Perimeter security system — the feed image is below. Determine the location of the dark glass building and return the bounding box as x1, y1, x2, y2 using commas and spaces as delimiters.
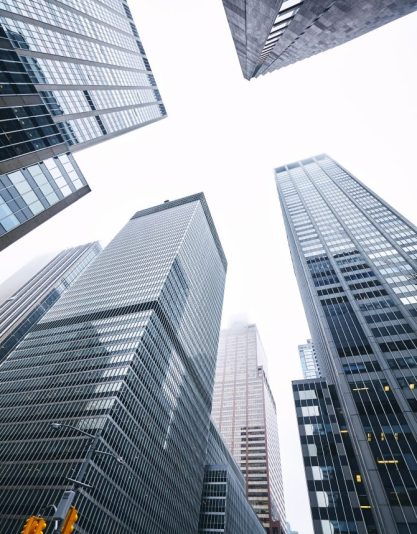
293, 378, 375, 534
221, 1, 417, 79
0, 0, 166, 249
212, 322, 287, 533
198, 421, 266, 534
0, 153, 89, 250
276, 154, 417, 533
0, 242, 101, 364
0, 193, 227, 533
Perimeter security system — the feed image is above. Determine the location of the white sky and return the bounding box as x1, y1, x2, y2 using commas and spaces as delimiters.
1, 3, 417, 533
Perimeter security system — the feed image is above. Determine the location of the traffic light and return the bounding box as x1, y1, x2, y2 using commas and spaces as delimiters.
33, 517, 47, 534
61, 506, 79, 534
21, 516, 47, 534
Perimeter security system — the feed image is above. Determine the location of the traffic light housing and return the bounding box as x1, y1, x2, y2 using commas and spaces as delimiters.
33, 518, 47, 534
21, 516, 47, 534
61, 506, 79, 534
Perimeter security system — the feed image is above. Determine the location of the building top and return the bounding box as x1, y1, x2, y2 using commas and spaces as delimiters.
131, 193, 227, 270
275, 154, 329, 173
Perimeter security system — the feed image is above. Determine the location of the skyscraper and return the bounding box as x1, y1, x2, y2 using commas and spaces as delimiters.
276, 154, 417, 533
0, 154, 89, 250
0, 242, 101, 364
0, 0, 166, 248
298, 339, 321, 379
221, 1, 417, 79
212, 322, 287, 534
198, 421, 266, 534
0, 0, 166, 172
0, 193, 227, 533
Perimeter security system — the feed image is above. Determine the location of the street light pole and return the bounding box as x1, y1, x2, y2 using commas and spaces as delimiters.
49, 422, 124, 531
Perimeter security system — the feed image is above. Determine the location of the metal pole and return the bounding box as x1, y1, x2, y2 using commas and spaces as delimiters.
51, 432, 100, 528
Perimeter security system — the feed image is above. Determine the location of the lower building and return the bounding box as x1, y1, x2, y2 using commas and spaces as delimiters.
198, 422, 265, 534
0, 242, 101, 364
293, 379, 377, 534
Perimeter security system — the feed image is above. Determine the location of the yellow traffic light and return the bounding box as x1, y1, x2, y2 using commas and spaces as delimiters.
61, 506, 79, 534
21, 516, 37, 534
21, 516, 47, 534
33, 517, 47, 534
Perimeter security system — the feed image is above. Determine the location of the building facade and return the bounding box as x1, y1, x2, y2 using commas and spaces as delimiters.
198, 421, 265, 534
221, 1, 417, 79
0, 153, 90, 250
212, 322, 286, 533
276, 154, 417, 533
0, 193, 226, 533
0, 0, 166, 173
0, 241, 101, 364
0, 0, 166, 248
299, 339, 321, 379
293, 379, 376, 534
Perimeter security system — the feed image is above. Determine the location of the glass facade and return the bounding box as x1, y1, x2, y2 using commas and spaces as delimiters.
0, 0, 166, 172
221, 1, 417, 79
212, 322, 287, 533
198, 421, 266, 534
293, 379, 376, 534
0, 193, 227, 533
277, 155, 417, 533
0, 152, 90, 250
299, 339, 321, 380
0, 242, 101, 364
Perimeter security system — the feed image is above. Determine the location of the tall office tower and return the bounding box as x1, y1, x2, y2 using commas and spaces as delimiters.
0, 242, 101, 364
0, 194, 227, 533
0, 0, 166, 248
0, 154, 90, 251
198, 421, 266, 534
221, 1, 417, 79
212, 322, 287, 534
299, 339, 321, 379
276, 154, 417, 534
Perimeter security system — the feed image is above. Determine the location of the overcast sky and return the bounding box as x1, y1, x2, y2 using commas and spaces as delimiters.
1, 2, 417, 533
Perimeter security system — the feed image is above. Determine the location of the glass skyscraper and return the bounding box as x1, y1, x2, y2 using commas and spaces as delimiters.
0, 0, 166, 248
276, 154, 417, 534
221, 1, 417, 79
212, 322, 287, 534
0, 193, 227, 533
299, 339, 321, 380
0, 153, 89, 250
0, 0, 166, 172
0, 241, 101, 364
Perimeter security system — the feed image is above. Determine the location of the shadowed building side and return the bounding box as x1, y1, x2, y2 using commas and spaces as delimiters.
221, 1, 417, 79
